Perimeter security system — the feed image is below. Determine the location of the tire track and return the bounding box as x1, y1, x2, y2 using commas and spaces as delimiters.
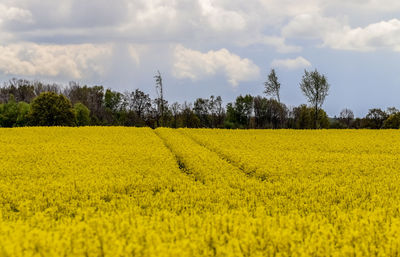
177, 130, 265, 180
153, 129, 204, 184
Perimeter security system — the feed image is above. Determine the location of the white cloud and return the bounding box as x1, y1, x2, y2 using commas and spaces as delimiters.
260, 36, 302, 53
0, 4, 33, 24
282, 11, 400, 52
258, 0, 322, 25
3, 0, 400, 89
3, 0, 400, 46
323, 19, 400, 51
0, 43, 112, 79
173, 44, 260, 87
0, 1, 324, 49
271, 57, 311, 70
199, 0, 246, 32
282, 14, 343, 40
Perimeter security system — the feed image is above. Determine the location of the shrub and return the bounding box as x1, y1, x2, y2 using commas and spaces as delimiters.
74, 103, 91, 126
29, 92, 75, 126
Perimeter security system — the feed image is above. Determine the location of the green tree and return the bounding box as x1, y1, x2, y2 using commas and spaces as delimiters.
365, 108, 388, 129
181, 102, 200, 128
293, 104, 329, 129
15, 102, 31, 127
74, 103, 91, 126
382, 112, 400, 129
104, 89, 122, 112
209, 95, 225, 128
194, 98, 210, 127
104, 89, 123, 125
226, 95, 253, 128
0, 95, 18, 127
295, 104, 313, 129
264, 69, 281, 103
253, 96, 287, 128
235, 94, 253, 128
126, 89, 152, 123
65, 83, 104, 122
317, 108, 330, 129
300, 69, 330, 129
170, 102, 181, 128
29, 92, 75, 126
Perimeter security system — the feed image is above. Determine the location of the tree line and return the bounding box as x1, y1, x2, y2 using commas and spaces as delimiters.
0, 70, 400, 129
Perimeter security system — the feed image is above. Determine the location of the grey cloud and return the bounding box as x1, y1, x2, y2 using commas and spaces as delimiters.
14, 0, 129, 29
0, 0, 312, 45
2, 0, 400, 107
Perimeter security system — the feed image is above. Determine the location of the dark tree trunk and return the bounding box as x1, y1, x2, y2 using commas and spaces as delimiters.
314, 104, 318, 129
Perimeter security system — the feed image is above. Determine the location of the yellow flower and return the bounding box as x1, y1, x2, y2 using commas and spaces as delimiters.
1, 127, 400, 256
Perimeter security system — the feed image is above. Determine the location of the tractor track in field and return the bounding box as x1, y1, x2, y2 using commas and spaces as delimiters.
153, 129, 205, 184
176, 130, 261, 179
155, 128, 269, 185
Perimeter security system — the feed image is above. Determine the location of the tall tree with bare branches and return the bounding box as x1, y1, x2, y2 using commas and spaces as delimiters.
154, 70, 164, 126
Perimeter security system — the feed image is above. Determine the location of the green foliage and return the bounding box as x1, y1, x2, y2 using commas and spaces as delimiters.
223, 120, 236, 129
365, 108, 388, 129
318, 109, 330, 129
181, 106, 200, 128
300, 70, 330, 107
67, 84, 104, 121
193, 96, 224, 128
74, 103, 91, 126
104, 89, 122, 112
194, 98, 210, 127
5, 77, 400, 130
329, 119, 347, 129
300, 69, 330, 128
226, 95, 253, 128
253, 96, 287, 128
293, 104, 329, 129
0, 95, 31, 127
0, 95, 18, 127
296, 105, 313, 129
264, 69, 281, 103
382, 112, 400, 129
15, 102, 31, 127
29, 92, 75, 126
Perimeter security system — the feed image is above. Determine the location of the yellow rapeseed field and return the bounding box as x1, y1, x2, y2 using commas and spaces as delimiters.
1, 127, 400, 256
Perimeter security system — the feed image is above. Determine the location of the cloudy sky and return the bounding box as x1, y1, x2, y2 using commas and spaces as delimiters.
1, 0, 400, 116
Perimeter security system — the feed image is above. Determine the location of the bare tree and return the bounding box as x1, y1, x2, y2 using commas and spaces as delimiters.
339, 108, 354, 128
300, 69, 330, 129
154, 70, 164, 126
387, 107, 399, 115
264, 69, 281, 103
